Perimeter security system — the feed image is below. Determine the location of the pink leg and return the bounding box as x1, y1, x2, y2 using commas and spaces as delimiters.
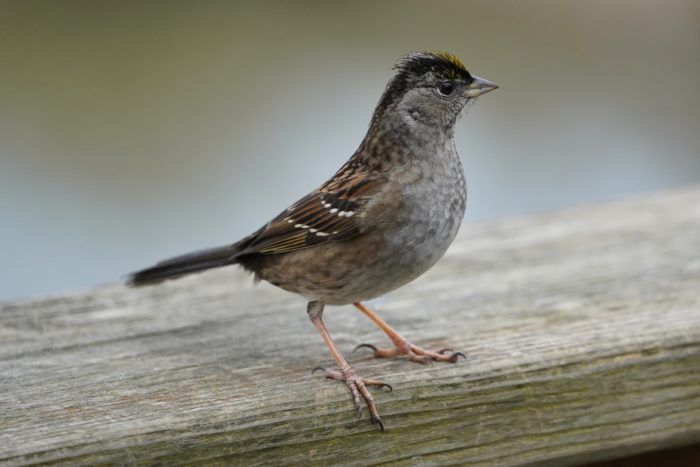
308, 301, 390, 431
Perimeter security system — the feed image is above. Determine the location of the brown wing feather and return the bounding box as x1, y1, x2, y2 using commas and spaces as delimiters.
241, 169, 384, 255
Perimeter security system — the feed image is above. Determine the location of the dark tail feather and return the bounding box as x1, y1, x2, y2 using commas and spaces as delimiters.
127, 244, 240, 286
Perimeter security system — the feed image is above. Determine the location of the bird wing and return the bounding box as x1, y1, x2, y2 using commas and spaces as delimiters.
239, 168, 385, 255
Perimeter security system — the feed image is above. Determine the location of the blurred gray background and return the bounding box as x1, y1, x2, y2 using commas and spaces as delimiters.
1, 0, 699, 302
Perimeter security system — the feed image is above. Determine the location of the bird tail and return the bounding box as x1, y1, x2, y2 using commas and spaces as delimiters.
127, 244, 241, 286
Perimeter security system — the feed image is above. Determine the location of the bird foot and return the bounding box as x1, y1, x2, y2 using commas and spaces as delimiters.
354, 341, 465, 364
312, 365, 392, 431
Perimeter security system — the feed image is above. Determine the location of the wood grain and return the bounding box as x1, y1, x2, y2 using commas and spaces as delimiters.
2, 187, 700, 466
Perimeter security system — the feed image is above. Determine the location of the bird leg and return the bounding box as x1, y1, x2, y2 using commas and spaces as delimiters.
353, 302, 465, 364
307, 301, 390, 431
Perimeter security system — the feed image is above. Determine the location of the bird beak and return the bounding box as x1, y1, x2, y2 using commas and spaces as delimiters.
464, 75, 499, 98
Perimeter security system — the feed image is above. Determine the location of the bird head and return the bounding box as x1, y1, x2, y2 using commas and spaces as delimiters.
375, 51, 498, 131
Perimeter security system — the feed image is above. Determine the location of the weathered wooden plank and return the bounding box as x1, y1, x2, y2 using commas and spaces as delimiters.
1, 186, 699, 466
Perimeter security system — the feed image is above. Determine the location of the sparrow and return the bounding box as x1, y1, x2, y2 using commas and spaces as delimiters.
128, 51, 498, 431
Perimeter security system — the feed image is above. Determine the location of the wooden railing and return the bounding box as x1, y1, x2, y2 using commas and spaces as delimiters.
2, 186, 699, 465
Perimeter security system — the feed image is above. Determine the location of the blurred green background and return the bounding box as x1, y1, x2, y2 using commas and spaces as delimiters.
1, 1, 699, 301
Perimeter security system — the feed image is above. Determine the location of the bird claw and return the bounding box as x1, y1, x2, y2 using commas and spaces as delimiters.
447, 351, 466, 362
437, 348, 467, 362
371, 415, 385, 432
353, 343, 378, 354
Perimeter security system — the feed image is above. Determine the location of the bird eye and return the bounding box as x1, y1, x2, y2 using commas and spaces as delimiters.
437, 81, 455, 96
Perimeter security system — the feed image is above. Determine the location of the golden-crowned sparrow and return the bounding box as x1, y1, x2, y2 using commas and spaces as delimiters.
129, 51, 498, 430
